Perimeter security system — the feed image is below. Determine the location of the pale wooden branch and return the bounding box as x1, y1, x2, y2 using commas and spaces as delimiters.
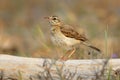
0, 54, 119, 80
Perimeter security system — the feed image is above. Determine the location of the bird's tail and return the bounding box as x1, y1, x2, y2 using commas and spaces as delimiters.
88, 45, 101, 53
82, 42, 101, 53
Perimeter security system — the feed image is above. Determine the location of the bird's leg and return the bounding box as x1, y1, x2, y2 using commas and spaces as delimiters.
68, 48, 76, 58
60, 48, 76, 60
60, 49, 72, 60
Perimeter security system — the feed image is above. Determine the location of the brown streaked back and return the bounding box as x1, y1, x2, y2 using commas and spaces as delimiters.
60, 25, 88, 41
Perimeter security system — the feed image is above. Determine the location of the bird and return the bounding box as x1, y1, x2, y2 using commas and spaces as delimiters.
45, 16, 101, 60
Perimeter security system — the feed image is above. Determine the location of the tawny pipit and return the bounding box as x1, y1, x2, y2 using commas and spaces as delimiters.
45, 16, 101, 60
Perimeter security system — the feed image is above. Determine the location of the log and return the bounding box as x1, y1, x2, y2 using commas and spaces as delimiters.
0, 54, 119, 80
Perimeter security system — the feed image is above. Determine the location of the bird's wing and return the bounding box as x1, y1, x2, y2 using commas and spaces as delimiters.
60, 25, 88, 41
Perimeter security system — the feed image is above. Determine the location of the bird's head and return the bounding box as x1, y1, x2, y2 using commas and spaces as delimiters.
44, 16, 62, 26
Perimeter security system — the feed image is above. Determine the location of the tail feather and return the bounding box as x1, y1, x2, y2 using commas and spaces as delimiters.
82, 41, 101, 53
89, 45, 101, 53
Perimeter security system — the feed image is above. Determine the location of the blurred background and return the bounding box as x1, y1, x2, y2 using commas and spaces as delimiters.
0, 0, 120, 59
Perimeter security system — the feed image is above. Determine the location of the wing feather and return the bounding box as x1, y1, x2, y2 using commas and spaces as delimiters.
60, 25, 88, 41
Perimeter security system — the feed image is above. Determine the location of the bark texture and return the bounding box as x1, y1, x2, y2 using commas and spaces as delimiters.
0, 54, 119, 80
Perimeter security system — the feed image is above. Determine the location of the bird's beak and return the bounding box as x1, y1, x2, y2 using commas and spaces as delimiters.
44, 16, 50, 20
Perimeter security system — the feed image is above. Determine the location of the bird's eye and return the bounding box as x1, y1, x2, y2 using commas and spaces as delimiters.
53, 17, 57, 20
